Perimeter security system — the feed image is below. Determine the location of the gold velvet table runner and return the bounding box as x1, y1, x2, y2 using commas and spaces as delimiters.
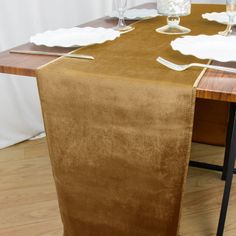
37, 4, 224, 236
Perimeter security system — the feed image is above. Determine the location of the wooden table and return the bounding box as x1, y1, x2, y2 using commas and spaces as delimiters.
0, 4, 233, 146
0, 6, 236, 103
0, 3, 235, 236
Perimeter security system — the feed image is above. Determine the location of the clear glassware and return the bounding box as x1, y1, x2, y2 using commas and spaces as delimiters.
113, 0, 134, 31
156, 0, 191, 35
219, 0, 236, 36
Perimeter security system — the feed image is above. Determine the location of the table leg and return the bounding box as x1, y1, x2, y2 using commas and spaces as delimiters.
189, 102, 236, 178
222, 103, 236, 180
216, 103, 236, 236
188, 161, 236, 175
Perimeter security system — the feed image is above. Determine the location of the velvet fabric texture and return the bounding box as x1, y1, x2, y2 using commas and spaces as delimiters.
37, 4, 224, 236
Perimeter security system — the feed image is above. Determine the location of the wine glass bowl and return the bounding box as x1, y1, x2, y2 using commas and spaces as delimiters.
156, 0, 191, 35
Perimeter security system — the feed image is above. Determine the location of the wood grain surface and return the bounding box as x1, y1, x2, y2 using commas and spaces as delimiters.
197, 61, 236, 102
0, 138, 235, 236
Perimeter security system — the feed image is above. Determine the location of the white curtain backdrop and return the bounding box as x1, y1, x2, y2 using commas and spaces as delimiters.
0, 0, 224, 149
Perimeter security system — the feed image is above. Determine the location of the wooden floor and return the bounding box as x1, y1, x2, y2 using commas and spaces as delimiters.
0, 139, 235, 236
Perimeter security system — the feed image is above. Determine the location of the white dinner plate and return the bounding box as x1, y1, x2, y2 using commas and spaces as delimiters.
30, 27, 121, 47
202, 12, 236, 25
171, 35, 236, 62
107, 9, 158, 20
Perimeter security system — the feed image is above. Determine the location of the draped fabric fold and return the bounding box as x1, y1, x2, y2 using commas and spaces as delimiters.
36, 5, 224, 236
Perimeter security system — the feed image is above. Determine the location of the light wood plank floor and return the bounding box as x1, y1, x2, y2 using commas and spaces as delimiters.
0, 139, 235, 236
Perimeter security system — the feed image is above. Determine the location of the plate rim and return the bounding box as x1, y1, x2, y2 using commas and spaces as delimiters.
171, 34, 236, 62
30, 27, 121, 47
202, 12, 231, 25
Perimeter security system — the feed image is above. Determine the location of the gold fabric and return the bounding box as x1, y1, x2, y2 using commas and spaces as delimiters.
37, 4, 224, 236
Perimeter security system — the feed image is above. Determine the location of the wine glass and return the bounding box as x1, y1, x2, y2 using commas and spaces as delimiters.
156, 0, 191, 35
113, 0, 134, 31
219, 0, 236, 36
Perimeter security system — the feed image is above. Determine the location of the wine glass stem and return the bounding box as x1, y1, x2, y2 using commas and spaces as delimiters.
167, 16, 180, 28
117, 10, 126, 28
225, 15, 234, 35
227, 24, 232, 34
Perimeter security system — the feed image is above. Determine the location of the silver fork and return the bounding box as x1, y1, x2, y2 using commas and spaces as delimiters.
157, 57, 236, 74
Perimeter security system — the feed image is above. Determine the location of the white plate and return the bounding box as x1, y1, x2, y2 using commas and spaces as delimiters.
107, 9, 158, 20
30, 27, 121, 47
171, 35, 236, 62
202, 12, 236, 25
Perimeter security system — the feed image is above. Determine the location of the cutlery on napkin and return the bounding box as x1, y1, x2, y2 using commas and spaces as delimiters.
157, 57, 236, 74
10, 50, 95, 60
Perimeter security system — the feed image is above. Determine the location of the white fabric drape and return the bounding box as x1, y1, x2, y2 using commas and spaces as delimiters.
0, 0, 153, 149
0, 0, 224, 149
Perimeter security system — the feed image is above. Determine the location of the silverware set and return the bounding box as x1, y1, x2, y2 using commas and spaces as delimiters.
10, 0, 236, 73
10, 51, 236, 74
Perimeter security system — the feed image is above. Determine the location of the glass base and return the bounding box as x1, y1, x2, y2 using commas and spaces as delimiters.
156, 24, 191, 35
156, 16, 191, 35
113, 18, 134, 32
114, 25, 134, 32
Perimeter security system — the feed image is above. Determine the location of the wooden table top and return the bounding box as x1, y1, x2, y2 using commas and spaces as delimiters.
0, 3, 236, 103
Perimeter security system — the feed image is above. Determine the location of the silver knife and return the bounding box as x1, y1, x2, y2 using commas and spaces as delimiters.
10, 50, 95, 60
